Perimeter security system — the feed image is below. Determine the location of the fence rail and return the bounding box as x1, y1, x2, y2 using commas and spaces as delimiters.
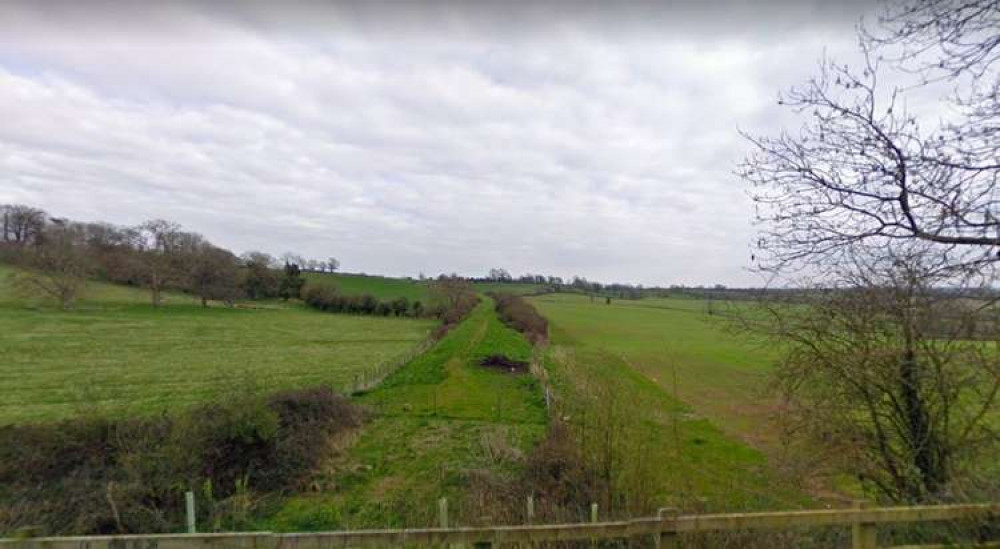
2, 502, 997, 548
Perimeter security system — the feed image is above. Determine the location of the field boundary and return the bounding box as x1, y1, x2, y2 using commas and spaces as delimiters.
3, 502, 997, 548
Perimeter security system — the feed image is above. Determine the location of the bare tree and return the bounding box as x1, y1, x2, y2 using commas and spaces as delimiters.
740, 2, 999, 274
326, 257, 339, 273
1, 204, 47, 247
187, 244, 240, 307
133, 220, 189, 307
9, 223, 92, 309
428, 275, 478, 324
740, 247, 1000, 503
240, 251, 279, 299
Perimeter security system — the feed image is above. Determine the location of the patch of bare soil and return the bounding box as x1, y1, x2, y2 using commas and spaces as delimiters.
479, 354, 529, 374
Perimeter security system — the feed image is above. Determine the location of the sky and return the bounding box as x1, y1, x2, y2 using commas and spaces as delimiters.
0, 0, 881, 287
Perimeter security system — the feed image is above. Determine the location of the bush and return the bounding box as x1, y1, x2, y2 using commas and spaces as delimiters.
0, 387, 363, 536
491, 292, 548, 344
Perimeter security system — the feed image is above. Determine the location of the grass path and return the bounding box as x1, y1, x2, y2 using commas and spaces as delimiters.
263, 299, 546, 531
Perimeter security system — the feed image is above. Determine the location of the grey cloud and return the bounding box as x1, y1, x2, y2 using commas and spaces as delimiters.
0, 1, 880, 286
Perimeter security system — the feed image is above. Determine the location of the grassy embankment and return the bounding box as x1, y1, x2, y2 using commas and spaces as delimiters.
265, 298, 547, 530
0, 264, 434, 425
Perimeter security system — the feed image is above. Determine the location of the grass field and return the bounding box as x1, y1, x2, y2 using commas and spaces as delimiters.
532, 293, 782, 448
303, 272, 429, 302
303, 272, 552, 302
0, 265, 435, 425
473, 282, 552, 295
532, 292, 815, 511
264, 299, 547, 530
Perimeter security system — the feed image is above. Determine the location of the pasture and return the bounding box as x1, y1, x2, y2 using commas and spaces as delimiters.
532, 293, 782, 449
303, 272, 428, 302
531, 292, 814, 510
0, 265, 435, 425
265, 298, 547, 530
303, 271, 551, 302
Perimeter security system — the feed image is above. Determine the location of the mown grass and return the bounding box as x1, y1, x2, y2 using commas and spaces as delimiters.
263, 299, 547, 531
303, 272, 429, 302
0, 265, 435, 425
532, 292, 814, 511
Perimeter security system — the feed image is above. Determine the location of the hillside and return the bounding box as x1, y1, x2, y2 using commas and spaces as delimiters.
0, 265, 434, 424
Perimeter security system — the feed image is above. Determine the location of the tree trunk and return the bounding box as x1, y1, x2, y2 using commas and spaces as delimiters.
900, 316, 942, 500
151, 272, 161, 307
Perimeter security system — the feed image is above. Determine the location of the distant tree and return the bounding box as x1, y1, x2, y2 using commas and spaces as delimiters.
132, 220, 190, 307
9, 222, 92, 309
412, 300, 424, 317
390, 296, 410, 317
327, 257, 340, 273
429, 276, 478, 324
488, 268, 512, 282
240, 251, 279, 300
358, 294, 378, 315
187, 244, 240, 307
280, 252, 305, 270
375, 301, 392, 316
278, 262, 305, 301
0, 204, 47, 247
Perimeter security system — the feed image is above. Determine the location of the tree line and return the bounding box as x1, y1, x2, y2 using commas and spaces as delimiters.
0, 204, 338, 310
478, 268, 646, 299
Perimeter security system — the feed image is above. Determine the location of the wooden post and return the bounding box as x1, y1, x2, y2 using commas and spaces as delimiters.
852, 500, 877, 549
439, 497, 449, 529
590, 503, 598, 548
526, 495, 535, 524
185, 491, 196, 534
656, 507, 679, 549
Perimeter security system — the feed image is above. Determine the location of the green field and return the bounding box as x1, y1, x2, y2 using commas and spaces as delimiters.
473, 282, 552, 295
303, 272, 429, 301
265, 299, 547, 530
302, 272, 552, 302
0, 265, 435, 425
531, 292, 813, 511
533, 293, 782, 448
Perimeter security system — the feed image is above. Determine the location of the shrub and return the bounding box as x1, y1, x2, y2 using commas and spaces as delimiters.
302, 282, 338, 310
491, 292, 548, 344
0, 387, 362, 536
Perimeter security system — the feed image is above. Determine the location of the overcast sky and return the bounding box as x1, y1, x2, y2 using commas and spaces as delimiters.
0, 0, 880, 286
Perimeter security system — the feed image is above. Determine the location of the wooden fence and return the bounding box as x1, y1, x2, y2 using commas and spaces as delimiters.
1, 502, 997, 548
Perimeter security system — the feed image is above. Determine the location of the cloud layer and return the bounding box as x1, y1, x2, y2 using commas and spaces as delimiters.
0, 1, 873, 285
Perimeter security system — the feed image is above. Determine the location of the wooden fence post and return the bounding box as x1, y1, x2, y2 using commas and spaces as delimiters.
439, 497, 449, 529
185, 491, 196, 534
590, 503, 598, 548
656, 507, 679, 549
526, 495, 535, 524
852, 500, 877, 549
